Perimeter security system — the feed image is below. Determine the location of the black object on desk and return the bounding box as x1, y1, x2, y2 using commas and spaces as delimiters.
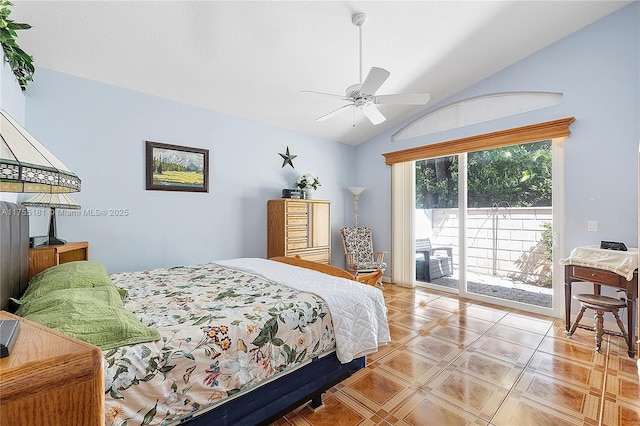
0, 319, 20, 358
600, 241, 628, 251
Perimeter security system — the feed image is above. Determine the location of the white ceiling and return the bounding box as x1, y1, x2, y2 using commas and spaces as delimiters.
12, 1, 631, 146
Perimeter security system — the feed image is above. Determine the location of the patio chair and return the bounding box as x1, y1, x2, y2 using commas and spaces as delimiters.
339, 226, 386, 282
415, 238, 453, 282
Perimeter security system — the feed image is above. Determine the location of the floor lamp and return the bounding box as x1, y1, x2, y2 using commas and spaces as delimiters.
348, 187, 365, 227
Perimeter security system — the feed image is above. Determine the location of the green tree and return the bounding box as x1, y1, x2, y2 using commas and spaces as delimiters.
416, 155, 458, 209
416, 140, 552, 209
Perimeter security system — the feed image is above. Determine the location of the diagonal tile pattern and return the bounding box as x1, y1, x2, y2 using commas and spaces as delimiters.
273, 284, 640, 425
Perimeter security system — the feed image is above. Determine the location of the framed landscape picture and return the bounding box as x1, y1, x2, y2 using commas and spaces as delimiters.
145, 141, 209, 192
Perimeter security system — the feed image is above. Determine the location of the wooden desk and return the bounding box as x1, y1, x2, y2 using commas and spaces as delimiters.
564, 264, 637, 357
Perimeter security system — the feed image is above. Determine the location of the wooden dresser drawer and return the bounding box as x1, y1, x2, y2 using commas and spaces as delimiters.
570, 266, 621, 286
287, 240, 309, 251
286, 203, 308, 214
287, 216, 308, 226
294, 249, 330, 264
287, 228, 308, 239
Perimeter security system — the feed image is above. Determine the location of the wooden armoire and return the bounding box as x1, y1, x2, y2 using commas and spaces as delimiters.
267, 199, 330, 264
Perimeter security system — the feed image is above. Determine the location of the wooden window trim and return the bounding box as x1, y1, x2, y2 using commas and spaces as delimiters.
382, 117, 575, 165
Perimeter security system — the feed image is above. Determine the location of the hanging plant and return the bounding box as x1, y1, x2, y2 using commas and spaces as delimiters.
0, 0, 33, 91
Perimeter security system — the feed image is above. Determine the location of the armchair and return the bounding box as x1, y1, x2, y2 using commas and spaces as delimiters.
339, 226, 386, 281
415, 238, 453, 282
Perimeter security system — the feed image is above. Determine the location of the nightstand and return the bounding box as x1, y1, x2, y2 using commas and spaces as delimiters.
28, 241, 89, 279
0, 311, 104, 425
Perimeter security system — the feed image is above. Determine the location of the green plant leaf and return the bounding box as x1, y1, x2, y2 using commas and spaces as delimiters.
0, 1, 34, 91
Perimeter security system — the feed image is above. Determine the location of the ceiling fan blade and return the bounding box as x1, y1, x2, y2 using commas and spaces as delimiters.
360, 67, 390, 95
362, 104, 386, 125
375, 93, 431, 105
316, 104, 353, 122
301, 90, 349, 100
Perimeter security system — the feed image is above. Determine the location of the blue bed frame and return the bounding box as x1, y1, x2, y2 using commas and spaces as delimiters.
183, 354, 366, 425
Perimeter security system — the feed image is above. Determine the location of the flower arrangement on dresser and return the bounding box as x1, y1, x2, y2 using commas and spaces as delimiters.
296, 173, 321, 198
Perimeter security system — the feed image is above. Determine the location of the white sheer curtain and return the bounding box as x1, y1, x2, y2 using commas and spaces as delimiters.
391, 161, 415, 287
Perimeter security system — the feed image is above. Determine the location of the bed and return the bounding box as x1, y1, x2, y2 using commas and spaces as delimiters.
0, 201, 390, 425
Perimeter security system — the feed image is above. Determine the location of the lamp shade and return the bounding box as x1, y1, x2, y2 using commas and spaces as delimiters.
20, 193, 81, 210
348, 187, 365, 196
0, 109, 81, 193
21, 193, 80, 246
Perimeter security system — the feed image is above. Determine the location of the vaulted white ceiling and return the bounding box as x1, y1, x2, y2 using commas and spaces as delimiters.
12, 1, 631, 146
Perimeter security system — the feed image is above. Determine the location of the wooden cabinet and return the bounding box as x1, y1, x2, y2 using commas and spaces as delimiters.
28, 241, 89, 279
268, 199, 331, 263
0, 311, 104, 425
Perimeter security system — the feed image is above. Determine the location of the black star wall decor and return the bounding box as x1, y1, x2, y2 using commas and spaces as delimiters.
279, 146, 296, 168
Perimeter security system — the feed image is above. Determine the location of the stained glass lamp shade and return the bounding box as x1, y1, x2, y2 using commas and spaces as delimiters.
0, 109, 81, 193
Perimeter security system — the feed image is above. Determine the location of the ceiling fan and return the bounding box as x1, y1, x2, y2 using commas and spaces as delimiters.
302, 12, 430, 126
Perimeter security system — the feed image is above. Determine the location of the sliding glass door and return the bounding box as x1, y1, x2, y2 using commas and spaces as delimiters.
415, 155, 459, 293
415, 140, 554, 311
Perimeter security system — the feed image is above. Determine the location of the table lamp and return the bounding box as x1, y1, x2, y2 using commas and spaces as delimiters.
21, 193, 80, 246
0, 108, 82, 354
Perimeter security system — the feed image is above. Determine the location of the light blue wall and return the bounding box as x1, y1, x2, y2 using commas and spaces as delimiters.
0, 55, 25, 123
355, 3, 640, 278
24, 69, 357, 273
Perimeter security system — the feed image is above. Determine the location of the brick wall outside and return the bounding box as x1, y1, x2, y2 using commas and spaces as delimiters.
416, 207, 553, 286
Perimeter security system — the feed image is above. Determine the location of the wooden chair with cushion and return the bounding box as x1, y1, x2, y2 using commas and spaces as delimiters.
339, 227, 386, 283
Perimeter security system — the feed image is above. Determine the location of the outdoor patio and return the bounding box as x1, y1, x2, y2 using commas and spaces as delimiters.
419, 272, 552, 308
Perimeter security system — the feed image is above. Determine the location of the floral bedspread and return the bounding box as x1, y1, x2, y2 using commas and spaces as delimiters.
104, 263, 336, 426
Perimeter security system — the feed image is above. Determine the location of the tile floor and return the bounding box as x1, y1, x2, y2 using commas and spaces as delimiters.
272, 283, 640, 425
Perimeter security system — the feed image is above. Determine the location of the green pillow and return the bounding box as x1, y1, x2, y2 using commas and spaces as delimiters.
17, 261, 126, 305
16, 286, 124, 316
16, 287, 160, 350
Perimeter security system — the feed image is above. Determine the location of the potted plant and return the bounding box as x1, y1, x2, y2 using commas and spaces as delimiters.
0, 0, 34, 91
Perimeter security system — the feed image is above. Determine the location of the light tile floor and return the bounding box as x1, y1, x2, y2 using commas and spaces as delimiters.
272, 283, 640, 425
